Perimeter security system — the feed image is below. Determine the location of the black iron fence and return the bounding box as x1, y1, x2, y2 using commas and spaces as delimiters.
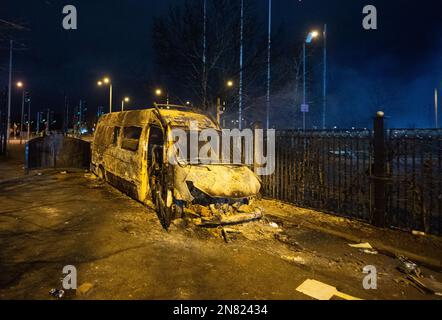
261, 118, 442, 236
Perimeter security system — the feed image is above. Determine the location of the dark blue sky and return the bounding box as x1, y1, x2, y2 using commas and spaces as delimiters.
1, 0, 441, 128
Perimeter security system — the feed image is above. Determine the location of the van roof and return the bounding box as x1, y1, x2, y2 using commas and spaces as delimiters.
98, 107, 219, 129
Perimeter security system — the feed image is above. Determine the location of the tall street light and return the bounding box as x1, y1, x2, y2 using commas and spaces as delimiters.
6, 40, 13, 146
266, 0, 272, 130
238, 0, 244, 130
16, 81, 25, 144
322, 24, 328, 129
121, 97, 130, 112
97, 77, 113, 113
26, 91, 31, 140
155, 88, 169, 105
217, 80, 235, 126
436, 88, 439, 129
302, 30, 319, 132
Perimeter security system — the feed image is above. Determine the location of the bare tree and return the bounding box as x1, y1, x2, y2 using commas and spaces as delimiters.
152, 0, 302, 128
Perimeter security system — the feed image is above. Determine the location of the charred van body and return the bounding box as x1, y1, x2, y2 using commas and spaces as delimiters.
91, 106, 262, 229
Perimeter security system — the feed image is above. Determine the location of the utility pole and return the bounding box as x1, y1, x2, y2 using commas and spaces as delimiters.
36, 112, 40, 135
20, 89, 25, 144
46, 108, 50, 133
109, 85, 113, 113
79, 100, 83, 125
238, 0, 244, 130
266, 0, 272, 130
302, 42, 306, 132
435, 88, 439, 129
322, 24, 327, 129
27, 93, 31, 140
6, 40, 13, 147
202, 0, 207, 110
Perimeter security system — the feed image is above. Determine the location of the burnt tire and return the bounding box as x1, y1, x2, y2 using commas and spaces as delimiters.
151, 174, 176, 230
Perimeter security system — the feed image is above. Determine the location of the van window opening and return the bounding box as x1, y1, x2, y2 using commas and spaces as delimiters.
113, 127, 121, 145
148, 126, 164, 166
122, 126, 142, 152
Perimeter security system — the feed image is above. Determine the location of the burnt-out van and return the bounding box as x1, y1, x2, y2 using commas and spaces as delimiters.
91, 105, 261, 228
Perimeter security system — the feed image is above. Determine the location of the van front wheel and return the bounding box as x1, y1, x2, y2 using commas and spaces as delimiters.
151, 174, 176, 229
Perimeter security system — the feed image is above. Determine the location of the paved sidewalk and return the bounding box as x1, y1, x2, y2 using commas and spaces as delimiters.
259, 199, 442, 269
0, 142, 26, 182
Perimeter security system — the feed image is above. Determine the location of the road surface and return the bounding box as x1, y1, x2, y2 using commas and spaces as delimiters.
0, 171, 441, 300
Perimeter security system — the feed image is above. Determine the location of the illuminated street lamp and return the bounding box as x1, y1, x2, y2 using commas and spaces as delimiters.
97, 77, 113, 113
121, 96, 130, 112
302, 30, 320, 132
16, 82, 25, 144
155, 88, 169, 105
226, 80, 234, 88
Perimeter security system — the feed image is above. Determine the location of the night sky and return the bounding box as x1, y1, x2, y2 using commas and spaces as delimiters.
1, 0, 441, 128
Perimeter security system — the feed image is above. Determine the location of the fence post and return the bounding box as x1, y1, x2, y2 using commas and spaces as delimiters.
372, 111, 387, 228
253, 121, 263, 175
24, 141, 29, 175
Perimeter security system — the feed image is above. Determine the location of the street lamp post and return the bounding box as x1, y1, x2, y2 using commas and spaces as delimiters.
121, 97, 130, 112
98, 77, 113, 113
155, 89, 169, 105
238, 0, 244, 130
266, 0, 272, 130
17, 82, 25, 144
27, 94, 31, 140
322, 24, 328, 129
216, 80, 235, 126
6, 40, 13, 146
302, 30, 319, 132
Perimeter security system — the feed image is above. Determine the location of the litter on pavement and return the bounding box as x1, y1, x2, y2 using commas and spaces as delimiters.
348, 242, 373, 249
296, 279, 362, 300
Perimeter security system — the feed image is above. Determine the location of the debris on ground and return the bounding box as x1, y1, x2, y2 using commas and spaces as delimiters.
281, 255, 306, 265
269, 222, 279, 228
221, 228, 230, 243
296, 279, 362, 300
49, 288, 65, 299
406, 275, 442, 296
185, 202, 264, 227
197, 211, 263, 228
84, 173, 97, 180
396, 255, 442, 295
77, 282, 94, 296
361, 249, 379, 255
348, 242, 373, 249
60, 171, 68, 175
397, 255, 422, 278
275, 233, 304, 251
348, 242, 378, 254
223, 227, 242, 234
